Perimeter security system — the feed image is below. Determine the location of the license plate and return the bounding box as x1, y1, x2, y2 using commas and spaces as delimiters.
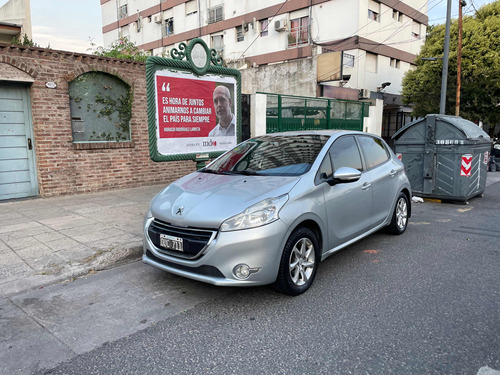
160, 234, 184, 252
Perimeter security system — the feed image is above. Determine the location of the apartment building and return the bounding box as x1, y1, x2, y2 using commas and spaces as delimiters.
101, 0, 428, 137
0, 0, 32, 43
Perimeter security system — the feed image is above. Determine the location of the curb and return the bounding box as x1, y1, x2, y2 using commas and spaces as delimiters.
0, 245, 143, 297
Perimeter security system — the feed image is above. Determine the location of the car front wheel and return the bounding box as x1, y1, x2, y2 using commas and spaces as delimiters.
387, 192, 409, 235
273, 227, 319, 296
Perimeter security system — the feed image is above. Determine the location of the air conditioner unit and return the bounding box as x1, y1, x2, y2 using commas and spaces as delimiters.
154, 15, 162, 24
274, 19, 287, 31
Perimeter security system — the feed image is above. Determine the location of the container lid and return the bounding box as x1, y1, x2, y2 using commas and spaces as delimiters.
392, 114, 490, 142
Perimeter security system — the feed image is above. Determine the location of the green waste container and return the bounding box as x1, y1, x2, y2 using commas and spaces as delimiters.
392, 114, 491, 202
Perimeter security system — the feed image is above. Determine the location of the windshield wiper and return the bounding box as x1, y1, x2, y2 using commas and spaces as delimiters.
224, 170, 261, 176
199, 168, 224, 174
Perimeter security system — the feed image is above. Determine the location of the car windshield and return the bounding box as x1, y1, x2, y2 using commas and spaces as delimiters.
202, 134, 330, 176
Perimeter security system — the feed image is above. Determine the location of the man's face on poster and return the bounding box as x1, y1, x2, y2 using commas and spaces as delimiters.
213, 86, 232, 125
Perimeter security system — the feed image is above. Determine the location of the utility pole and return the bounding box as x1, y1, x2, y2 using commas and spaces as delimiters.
456, 0, 466, 116
440, 0, 452, 115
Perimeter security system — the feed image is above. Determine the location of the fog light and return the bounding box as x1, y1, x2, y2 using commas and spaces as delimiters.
233, 264, 260, 280
233, 264, 251, 280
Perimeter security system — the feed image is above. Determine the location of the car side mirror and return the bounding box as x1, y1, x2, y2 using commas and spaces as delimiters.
326, 167, 361, 186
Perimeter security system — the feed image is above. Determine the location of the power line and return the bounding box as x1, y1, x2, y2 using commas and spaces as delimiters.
272, 0, 440, 94
230, 1, 288, 65
313, 0, 442, 85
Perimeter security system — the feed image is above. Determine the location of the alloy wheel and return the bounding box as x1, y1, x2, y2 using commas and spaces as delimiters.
289, 238, 316, 286
396, 197, 408, 231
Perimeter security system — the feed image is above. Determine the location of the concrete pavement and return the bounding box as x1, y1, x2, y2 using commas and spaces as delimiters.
1, 173, 500, 298
0, 184, 165, 297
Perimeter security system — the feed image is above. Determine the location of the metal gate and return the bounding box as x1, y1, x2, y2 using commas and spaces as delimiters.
0, 84, 38, 200
263, 93, 368, 133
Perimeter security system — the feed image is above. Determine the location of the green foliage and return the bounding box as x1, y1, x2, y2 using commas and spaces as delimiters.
88, 35, 150, 62
402, 1, 500, 127
11, 34, 39, 47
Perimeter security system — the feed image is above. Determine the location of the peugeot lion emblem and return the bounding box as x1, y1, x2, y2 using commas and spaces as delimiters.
175, 206, 184, 216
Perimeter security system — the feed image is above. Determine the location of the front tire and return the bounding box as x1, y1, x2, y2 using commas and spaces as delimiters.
273, 227, 319, 296
387, 193, 409, 235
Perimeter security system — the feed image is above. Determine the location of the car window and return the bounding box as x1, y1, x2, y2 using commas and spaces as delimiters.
205, 134, 330, 176
315, 153, 333, 184
357, 136, 389, 169
329, 136, 363, 171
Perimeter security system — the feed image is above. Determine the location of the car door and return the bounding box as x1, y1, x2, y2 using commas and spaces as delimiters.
356, 135, 400, 226
320, 135, 373, 249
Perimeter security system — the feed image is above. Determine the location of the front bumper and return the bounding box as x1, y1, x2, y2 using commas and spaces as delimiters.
142, 218, 288, 286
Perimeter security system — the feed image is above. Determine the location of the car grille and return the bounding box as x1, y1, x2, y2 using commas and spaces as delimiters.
147, 219, 216, 259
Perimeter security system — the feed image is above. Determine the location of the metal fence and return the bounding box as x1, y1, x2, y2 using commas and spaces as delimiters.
262, 93, 368, 133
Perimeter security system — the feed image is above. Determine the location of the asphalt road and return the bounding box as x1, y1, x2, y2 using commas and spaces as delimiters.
2, 181, 499, 375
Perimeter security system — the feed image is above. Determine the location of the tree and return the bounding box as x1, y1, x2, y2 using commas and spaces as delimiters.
88, 35, 150, 62
11, 34, 39, 47
402, 1, 500, 129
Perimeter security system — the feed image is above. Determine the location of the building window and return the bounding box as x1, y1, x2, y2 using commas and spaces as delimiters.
118, 4, 128, 20
69, 72, 132, 143
163, 18, 174, 37
392, 10, 403, 22
343, 53, 355, 67
208, 5, 223, 24
260, 19, 269, 37
236, 25, 244, 42
412, 21, 421, 38
366, 52, 378, 73
288, 16, 309, 47
211, 35, 224, 56
186, 0, 197, 16
368, 0, 380, 21
390, 58, 401, 68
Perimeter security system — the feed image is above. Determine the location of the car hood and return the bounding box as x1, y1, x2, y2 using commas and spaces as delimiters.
150, 171, 301, 228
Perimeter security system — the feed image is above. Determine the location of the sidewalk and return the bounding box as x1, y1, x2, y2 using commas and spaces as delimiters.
2, 174, 500, 297
0, 184, 165, 296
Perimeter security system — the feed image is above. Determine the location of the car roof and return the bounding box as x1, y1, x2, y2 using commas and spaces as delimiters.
256, 130, 366, 137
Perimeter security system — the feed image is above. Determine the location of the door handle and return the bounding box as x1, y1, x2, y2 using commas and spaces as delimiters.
28, 138, 33, 150
390, 169, 397, 177
362, 182, 372, 190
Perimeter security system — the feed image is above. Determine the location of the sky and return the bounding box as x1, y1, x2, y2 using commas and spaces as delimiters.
0, 0, 497, 54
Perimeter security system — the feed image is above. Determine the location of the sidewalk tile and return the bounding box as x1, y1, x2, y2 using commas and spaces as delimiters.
0, 222, 43, 235
15, 244, 54, 260
39, 215, 97, 231
3, 236, 45, 251
60, 223, 107, 237
22, 253, 66, 273
0, 240, 11, 254
44, 237, 85, 252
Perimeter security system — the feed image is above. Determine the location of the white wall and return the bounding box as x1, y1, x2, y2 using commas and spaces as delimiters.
0, 0, 31, 38
364, 99, 384, 136
310, 0, 360, 42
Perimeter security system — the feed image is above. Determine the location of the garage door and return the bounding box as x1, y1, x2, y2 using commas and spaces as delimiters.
0, 85, 38, 200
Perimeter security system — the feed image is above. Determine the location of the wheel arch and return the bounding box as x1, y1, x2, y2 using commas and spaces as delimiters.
288, 219, 324, 258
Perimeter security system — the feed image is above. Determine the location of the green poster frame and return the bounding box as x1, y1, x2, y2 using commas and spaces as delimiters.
146, 38, 242, 163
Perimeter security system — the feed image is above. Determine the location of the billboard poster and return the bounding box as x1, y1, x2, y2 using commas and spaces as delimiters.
154, 70, 238, 156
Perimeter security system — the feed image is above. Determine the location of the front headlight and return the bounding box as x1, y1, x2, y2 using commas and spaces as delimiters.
220, 194, 289, 232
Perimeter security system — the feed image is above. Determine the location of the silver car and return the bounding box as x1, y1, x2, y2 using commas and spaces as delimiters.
143, 130, 411, 295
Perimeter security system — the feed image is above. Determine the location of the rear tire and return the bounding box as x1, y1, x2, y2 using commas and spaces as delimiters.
273, 227, 319, 296
387, 193, 409, 235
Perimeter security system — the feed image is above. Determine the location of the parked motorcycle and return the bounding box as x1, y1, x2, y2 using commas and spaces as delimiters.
489, 138, 500, 172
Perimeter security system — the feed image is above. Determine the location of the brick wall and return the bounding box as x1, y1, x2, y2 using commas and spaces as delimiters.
0, 44, 195, 197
